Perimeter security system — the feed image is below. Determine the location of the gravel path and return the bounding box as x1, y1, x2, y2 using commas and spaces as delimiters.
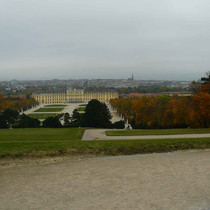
22, 103, 83, 115
0, 150, 209, 210
107, 103, 123, 123
82, 129, 210, 140
21, 104, 44, 115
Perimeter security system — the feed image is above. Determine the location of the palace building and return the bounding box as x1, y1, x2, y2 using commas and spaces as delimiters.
32, 88, 119, 104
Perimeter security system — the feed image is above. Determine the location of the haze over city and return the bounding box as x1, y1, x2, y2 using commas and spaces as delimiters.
1, 0, 210, 81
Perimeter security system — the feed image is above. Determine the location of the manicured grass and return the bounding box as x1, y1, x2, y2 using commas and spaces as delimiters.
0, 128, 84, 142
77, 106, 86, 111
0, 128, 209, 158
28, 113, 58, 119
44, 104, 67, 107
106, 128, 210, 136
79, 104, 87, 107
34, 107, 64, 112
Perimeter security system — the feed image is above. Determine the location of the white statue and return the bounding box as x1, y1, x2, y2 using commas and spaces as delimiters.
124, 119, 132, 130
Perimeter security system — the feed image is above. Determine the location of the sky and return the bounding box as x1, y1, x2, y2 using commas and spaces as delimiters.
0, 0, 210, 81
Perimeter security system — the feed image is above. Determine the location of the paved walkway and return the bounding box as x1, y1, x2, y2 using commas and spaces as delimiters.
82, 129, 210, 140
0, 150, 209, 210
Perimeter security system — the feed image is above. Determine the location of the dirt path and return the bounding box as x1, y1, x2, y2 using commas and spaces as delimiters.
82, 129, 210, 140
0, 150, 209, 210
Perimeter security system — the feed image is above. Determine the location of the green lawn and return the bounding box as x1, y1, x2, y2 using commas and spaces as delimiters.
34, 107, 64, 112
79, 104, 87, 107
77, 106, 86, 111
0, 128, 84, 142
106, 128, 210, 136
44, 104, 67, 107
0, 128, 210, 158
28, 113, 58, 119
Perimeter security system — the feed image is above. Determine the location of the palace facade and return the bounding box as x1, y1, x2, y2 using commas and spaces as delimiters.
32, 88, 119, 104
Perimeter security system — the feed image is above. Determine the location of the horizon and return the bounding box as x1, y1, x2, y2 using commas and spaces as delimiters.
0, 77, 194, 82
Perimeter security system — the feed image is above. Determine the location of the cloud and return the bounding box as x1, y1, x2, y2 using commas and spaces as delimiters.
0, 0, 210, 80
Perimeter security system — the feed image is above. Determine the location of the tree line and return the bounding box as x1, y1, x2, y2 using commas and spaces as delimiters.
0, 94, 39, 112
110, 74, 210, 129
0, 99, 124, 129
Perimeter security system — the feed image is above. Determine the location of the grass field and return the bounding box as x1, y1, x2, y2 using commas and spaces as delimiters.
28, 113, 58, 119
79, 104, 87, 107
106, 128, 210, 136
44, 104, 67, 107
77, 106, 86, 111
0, 128, 210, 158
34, 107, 64, 112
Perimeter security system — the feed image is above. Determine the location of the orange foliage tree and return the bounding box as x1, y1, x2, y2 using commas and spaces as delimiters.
110, 92, 209, 129
0, 94, 39, 112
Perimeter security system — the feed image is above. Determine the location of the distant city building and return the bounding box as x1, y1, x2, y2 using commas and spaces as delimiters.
32, 88, 119, 104
127, 74, 134, 81
126, 92, 192, 98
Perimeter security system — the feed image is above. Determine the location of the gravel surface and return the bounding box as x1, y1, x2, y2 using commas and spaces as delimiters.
107, 103, 123, 123
0, 150, 209, 210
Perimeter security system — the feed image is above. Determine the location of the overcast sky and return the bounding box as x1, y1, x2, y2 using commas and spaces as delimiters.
0, 0, 210, 81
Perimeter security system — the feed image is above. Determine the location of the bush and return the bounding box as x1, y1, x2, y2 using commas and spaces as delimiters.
43, 116, 62, 128
18, 114, 40, 128
112, 120, 125, 129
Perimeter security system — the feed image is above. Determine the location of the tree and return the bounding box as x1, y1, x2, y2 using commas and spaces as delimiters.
0, 109, 19, 128
63, 113, 71, 127
43, 116, 62, 128
0, 94, 6, 112
0, 114, 8, 128
198, 72, 210, 94
192, 92, 210, 128
189, 80, 201, 93
18, 114, 40, 128
112, 120, 125, 129
201, 71, 210, 84
71, 109, 81, 127
82, 100, 112, 128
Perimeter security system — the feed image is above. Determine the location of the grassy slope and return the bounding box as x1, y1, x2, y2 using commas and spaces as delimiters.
0, 128, 210, 158
34, 108, 64, 112
106, 128, 210, 136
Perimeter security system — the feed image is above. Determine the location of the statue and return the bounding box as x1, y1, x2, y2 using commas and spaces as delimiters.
124, 119, 132, 130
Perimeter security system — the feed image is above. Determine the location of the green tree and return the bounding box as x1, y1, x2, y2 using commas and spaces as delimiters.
18, 114, 40, 128
43, 116, 62, 128
63, 113, 71, 127
0, 108, 19, 128
82, 100, 112, 128
201, 71, 210, 84
71, 109, 81, 127
112, 120, 125, 129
